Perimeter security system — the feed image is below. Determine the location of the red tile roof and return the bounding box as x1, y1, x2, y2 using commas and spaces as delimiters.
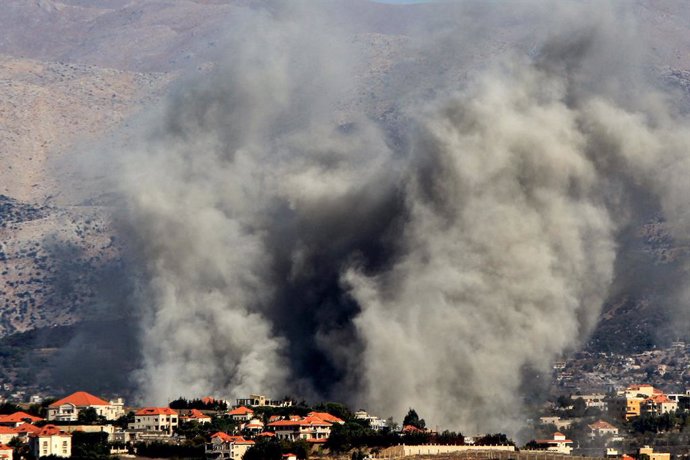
229, 406, 254, 416
257, 431, 275, 437
300, 415, 332, 427
402, 424, 425, 433
14, 423, 41, 434
649, 394, 673, 404
0, 412, 43, 423
182, 409, 211, 420
267, 416, 332, 428
308, 412, 344, 424
589, 420, 617, 430
49, 391, 110, 408
135, 407, 178, 416
30, 425, 70, 438
211, 432, 255, 444
0, 427, 16, 435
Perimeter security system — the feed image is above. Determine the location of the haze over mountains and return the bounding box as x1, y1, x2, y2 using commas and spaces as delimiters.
3, 0, 690, 433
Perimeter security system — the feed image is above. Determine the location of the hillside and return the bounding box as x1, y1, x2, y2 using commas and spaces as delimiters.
1, 0, 690, 400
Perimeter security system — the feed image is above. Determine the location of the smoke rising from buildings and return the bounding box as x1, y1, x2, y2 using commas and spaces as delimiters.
110, 1, 690, 432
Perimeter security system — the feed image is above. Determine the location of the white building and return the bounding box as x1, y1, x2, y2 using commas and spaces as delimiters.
235, 394, 292, 408
47, 391, 125, 421
588, 420, 619, 437
129, 408, 178, 436
354, 410, 387, 430
206, 432, 255, 460
267, 415, 332, 442
0, 443, 11, 460
535, 432, 573, 455
181, 409, 212, 425
228, 406, 254, 422
29, 425, 71, 458
574, 394, 608, 410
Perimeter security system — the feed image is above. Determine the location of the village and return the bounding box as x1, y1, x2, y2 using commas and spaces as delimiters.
0, 381, 684, 460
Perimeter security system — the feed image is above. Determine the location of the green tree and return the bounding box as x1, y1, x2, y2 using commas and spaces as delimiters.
244, 438, 283, 460
313, 402, 353, 421
71, 431, 110, 460
77, 407, 105, 425
402, 408, 425, 429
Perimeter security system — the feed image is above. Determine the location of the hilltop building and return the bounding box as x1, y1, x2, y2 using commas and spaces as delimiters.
235, 394, 293, 408
47, 391, 124, 421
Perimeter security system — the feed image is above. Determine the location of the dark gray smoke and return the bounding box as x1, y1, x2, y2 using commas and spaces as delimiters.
108, 0, 690, 432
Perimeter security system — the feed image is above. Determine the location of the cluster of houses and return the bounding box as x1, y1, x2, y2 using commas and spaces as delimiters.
0, 391, 369, 460
531, 383, 688, 459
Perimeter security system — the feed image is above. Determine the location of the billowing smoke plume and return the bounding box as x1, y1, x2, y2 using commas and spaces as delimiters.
112, 0, 690, 432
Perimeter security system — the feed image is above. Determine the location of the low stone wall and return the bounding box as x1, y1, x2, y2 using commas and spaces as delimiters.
378, 445, 516, 458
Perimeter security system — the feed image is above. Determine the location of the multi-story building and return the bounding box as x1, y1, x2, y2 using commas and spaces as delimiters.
205, 432, 254, 460
228, 406, 254, 422
235, 394, 292, 408
29, 425, 72, 458
47, 391, 125, 421
574, 394, 608, 410
267, 415, 333, 441
643, 394, 678, 415
534, 432, 573, 455
354, 410, 387, 430
129, 408, 179, 436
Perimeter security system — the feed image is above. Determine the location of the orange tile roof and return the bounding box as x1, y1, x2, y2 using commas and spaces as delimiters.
589, 420, 617, 430
402, 424, 424, 433
257, 431, 275, 437
308, 412, 345, 424
135, 407, 178, 416
300, 415, 333, 426
30, 425, 70, 438
229, 406, 254, 415
49, 391, 109, 408
14, 423, 41, 434
649, 394, 672, 403
0, 427, 16, 435
211, 432, 255, 444
0, 444, 11, 450
182, 409, 211, 420
0, 412, 43, 423
306, 438, 327, 443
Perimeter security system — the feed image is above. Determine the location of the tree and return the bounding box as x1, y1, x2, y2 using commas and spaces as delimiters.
71, 431, 110, 460
476, 433, 514, 446
313, 402, 353, 421
77, 407, 105, 425
244, 438, 282, 460
402, 409, 425, 429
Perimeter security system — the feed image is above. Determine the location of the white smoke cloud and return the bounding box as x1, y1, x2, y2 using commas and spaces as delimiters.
109, 0, 690, 432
